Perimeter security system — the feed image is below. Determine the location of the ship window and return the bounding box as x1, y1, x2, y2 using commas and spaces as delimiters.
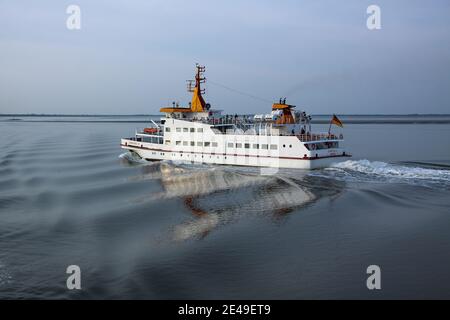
253, 144, 259, 149
236, 143, 242, 148
244, 143, 250, 149
326, 142, 338, 148
176, 141, 181, 145
204, 142, 211, 147
183, 128, 188, 132
261, 144, 268, 150
183, 141, 188, 146
165, 140, 171, 145
197, 128, 203, 133
190, 141, 195, 146
197, 142, 203, 146
289, 144, 292, 148
190, 128, 195, 132
270, 144, 278, 150
227, 143, 234, 148
176, 128, 181, 132
212, 142, 218, 147
165, 127, 170, 132
283, 144, 286, 148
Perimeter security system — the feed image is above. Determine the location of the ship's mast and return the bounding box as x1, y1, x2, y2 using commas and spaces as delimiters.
187, 64, 207, 112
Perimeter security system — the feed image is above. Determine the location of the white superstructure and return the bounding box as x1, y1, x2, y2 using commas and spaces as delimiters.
121, 65, 350, 169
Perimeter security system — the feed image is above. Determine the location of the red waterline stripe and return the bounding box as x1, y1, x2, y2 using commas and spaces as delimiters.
121, 144, 351, 161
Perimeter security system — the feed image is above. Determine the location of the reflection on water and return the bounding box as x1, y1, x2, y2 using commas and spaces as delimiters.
121, 157, 346, 241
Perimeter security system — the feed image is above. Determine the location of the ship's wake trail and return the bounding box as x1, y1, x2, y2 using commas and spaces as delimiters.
312, 159, 450, 188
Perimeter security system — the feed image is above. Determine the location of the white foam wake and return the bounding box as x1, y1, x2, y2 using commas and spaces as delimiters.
118, 152, 147, 164
329, 159, 450, 183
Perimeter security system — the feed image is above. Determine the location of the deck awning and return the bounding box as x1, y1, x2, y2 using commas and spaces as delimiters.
272, 103, 295, 110
159, 107, 193, 113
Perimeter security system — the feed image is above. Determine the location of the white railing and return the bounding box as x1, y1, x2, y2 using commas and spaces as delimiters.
297, 133, 343, 142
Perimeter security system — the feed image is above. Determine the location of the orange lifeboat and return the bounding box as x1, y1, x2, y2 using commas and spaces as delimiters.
143, 127, 158, 134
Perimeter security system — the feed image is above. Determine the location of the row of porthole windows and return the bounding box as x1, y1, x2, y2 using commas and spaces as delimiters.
167, 141, 219, 147
171, 153, 225, 160
166, 127, 204, 133
226, 142, 278, 150
164, 140, 284, 150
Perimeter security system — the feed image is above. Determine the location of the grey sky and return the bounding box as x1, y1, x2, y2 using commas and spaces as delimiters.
1, 0, 449, 114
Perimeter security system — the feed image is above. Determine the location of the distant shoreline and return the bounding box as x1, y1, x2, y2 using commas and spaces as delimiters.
1, 113, 450, 117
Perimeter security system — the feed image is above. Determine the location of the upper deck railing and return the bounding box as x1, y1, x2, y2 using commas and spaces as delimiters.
136, 117, 344, 141
297, 133, 343, 142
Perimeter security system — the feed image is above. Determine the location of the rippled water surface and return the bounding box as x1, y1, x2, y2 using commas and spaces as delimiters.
1, 118, 450, 299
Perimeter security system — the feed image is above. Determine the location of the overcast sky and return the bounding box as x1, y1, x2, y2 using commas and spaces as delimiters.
1, 0, 449, 114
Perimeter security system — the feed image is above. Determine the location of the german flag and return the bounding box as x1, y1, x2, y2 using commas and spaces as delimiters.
330, 114, 344, 128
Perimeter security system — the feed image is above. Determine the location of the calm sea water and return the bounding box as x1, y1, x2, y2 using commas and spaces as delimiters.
1, 115, 450, 299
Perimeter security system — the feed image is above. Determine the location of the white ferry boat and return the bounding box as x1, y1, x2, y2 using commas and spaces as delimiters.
121, 65, 350, 169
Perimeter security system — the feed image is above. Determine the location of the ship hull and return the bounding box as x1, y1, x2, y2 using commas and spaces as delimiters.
121, 142, 350, 170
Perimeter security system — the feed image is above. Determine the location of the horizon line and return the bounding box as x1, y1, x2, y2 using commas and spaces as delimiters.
2, 113, 450, 117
